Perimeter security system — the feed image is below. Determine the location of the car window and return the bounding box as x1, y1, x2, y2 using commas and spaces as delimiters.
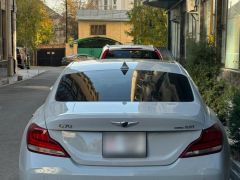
56, 70, 194, 102
104, 50, 160, 59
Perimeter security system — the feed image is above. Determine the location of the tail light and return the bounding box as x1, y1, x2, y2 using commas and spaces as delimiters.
27, 123, 70, 158
101, 49, 109, 59
180, 124, 223, 158
154, 49, 163, 60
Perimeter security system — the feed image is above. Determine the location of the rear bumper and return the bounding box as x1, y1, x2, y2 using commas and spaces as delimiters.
20, 150, 230, 180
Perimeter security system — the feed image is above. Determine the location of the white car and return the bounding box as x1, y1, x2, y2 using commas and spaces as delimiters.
19, 59, 230, 180
100, 45, 163, 60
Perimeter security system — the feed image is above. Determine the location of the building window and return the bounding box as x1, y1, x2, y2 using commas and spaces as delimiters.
225, 0, 240, 69
104, 0, 108, 10
187, 13, 197, 40
113, 0, 117, 9
90, 25, 106, 35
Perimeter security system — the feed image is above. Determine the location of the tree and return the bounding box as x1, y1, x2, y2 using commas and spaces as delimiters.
184, 39, 232, 124
127, 5, 167, 47
84, 0, 98, 9
57, 0, 80, 41
36, 5, 55, 45
66, 0, 79, 40
55, 0, 100, 42
16, 0, 54, 49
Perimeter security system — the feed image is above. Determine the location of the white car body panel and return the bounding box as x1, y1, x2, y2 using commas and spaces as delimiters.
61, 61, 184, 78
48, 130, 201, 166
45, 102, 205, 131
19, 146, 229, 180
19, 60, 230, 180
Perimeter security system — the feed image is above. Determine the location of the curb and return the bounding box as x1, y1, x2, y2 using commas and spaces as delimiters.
0, 69, 47, 88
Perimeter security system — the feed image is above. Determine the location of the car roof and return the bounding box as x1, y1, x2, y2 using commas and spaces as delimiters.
64, 59, 187, 76
105, 44, 155, 51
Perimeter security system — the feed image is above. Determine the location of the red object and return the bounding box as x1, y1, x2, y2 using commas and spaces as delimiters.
101, 49, 109, 59
180, 124, 223, 158
154, 49, 163, 60
27, 123, 70, 158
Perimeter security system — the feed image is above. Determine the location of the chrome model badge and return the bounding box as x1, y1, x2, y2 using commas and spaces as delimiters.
111, 121, 139, 128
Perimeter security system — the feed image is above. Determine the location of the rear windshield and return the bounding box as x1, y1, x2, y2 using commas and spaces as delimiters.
105, 50, 160, 59
55, 70, 194, 102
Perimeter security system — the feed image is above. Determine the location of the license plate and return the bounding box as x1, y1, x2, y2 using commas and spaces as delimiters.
103, 132, 146, 158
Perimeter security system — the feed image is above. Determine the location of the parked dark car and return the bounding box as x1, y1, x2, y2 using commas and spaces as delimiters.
17, 47, 30, 69
17, 48, 25, 69
62, 54, 97, 66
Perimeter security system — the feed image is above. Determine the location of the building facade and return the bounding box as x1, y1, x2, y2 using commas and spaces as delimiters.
144, 0, 240, 86
98, 0, 134, 10
144, 0, 214, 60
0, 0, 16, 82
66, 9, 133, 57
77, 0, 134, 43
77, 10, 132, 44
84, 0, 134, 10
65, 1, 134, 57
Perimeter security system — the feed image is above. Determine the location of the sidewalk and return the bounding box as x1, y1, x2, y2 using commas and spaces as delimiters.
0, 66, 48, 87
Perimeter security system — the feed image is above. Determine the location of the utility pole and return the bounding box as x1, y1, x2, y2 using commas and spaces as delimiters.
6, 0, 14, 76
13, 0, 17, 71
65, 0, 68, 43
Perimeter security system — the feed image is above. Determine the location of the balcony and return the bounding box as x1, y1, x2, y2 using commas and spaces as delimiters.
143, 0, 179, 9
77, 10, 129, 22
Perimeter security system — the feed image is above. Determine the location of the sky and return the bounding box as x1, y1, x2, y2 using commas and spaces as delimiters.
44, 0, 57, 8
44, 0, 64, 12
44, 0, 86, 11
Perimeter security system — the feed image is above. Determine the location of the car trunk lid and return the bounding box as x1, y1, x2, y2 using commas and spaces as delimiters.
45, 102, 204, 166
45, 102, 204, 131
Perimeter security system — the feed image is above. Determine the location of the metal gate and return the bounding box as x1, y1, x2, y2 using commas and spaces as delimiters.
78, 37, 121, 58
37, 48, 65, 66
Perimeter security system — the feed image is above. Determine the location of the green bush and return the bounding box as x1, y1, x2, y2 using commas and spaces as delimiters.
229, 90, 240, 160
184, 39, 240, 160
184, 39, 231, 123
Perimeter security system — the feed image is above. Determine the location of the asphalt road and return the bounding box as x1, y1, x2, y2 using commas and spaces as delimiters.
0, 67, 64, 180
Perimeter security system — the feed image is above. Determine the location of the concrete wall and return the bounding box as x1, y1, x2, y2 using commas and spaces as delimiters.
0, 0, 16, 81
221, 68, 240, 88
78, 21, 133, 44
